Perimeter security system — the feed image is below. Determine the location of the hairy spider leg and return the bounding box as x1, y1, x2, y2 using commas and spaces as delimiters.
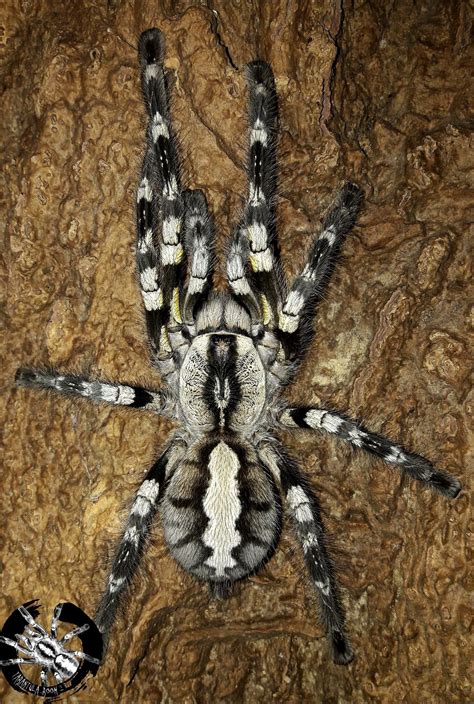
260, 443, 353, 664
94, 442, 185, 646
182, 189, 215, 328
137, 29, 189, 376
226, 228, 262, 322
0, 635, 35, 658
50, 603, 63, 639
15, 368, 174, 416
60, 624, 90, 643
275, 182, 363, 365
278, 406, 462, 498
227, 61, 284, 328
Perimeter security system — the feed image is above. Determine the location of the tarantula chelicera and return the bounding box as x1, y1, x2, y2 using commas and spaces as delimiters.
14, 28, 461, 669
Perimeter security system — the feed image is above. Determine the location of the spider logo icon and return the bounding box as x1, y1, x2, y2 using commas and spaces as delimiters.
0, 600, 102, 698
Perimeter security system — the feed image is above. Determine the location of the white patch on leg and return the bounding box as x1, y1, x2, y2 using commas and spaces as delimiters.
131, 480, 160, 516
287, 485, 313, 523
384, 447, 407, 464
250, 119, 268, 146
249, 248, 273, 272
99, 384, 119, 403
107, 576, 125, 593
305, 409, 325, 428
319, 226, 336, 247
141, 288, 163, 311
137, 177, 152, 202
315, 579, 331, 595
231, 277, 252, 295
151, 112, 169, 140
321, 412, 344, 433
278, 311, 299, 333
301, 264, 317, 281
284, 290, 305, 316
302, 533, 319, 551
138, 479, 160, 502
348, 427, 366, 447
247, 222, 268, 249
162, 216, 181, 244
138, 228, 154, 253
124, 525, 140, 546
116, 386, 136, 405
164, 176, 179, 200
278, 290, 306, 332
202, 442, 241, 577
140, 267, 158, 291
161, 242, 184, 265
144, 64, 159, 82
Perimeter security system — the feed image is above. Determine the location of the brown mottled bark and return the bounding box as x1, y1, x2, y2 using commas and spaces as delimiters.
1, 1, 471, 702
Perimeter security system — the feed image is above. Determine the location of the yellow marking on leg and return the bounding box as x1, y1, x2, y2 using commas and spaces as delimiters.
159, 327, 172, 353
175, 242, 184, 263
260, 293, 271, 325
172, 287, 182, 323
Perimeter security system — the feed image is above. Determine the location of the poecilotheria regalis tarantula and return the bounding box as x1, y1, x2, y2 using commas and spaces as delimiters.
14, 28, 461, 670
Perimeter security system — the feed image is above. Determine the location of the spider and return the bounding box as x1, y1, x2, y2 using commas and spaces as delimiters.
14, 28, 461, 669
0, 603, 100, 685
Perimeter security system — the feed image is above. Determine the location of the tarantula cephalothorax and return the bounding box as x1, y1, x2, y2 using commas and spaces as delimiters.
14, 28, 461, 670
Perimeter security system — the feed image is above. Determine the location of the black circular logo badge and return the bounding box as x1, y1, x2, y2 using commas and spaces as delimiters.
0, 600, 103, 699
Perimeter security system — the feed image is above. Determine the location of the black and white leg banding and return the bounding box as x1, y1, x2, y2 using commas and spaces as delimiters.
138, 29, 187, 361
94, 442, 185, 643
136, 153, 166, 354
260, 444, 353, 665
182, 189, 215, 326
16, 368, 174, 416
276, 183, 363, 361
279, 406, 462, 498
227, 60, 284, 327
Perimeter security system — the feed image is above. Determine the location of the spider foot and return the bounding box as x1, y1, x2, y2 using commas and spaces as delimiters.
429, 468, 462, 499
331, 631, 354, 666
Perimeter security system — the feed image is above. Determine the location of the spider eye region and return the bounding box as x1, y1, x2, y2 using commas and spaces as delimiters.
179, 333, 266, 433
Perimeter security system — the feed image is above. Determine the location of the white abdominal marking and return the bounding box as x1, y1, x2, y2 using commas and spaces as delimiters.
203, 442, 242, 577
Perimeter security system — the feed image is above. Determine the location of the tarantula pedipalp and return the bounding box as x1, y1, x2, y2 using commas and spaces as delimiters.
15, 28, 461, 669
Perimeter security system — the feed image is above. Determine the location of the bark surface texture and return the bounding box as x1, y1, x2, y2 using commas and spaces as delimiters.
1, 1, 472, 702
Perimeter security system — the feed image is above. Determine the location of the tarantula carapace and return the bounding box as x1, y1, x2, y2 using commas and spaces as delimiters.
13, 28, 461, 671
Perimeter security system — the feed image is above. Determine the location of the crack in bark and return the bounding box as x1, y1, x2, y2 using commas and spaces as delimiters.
206, 1, 239, 70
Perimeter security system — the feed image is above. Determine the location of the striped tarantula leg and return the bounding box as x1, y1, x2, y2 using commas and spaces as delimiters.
15, 368, 174, 416
0, 636, 34, 657
276, 183, 363, 360
136, 154, 166, 353
0, 657, 32, 667
227, 228, 264, 324
138, 29, 187, 357
261, 445, 353, 664
242, 61, 284, 324
95, 442, 185, 645
279, 406, 462, 499
182, 189, 215, 326
226, 61, 284, 326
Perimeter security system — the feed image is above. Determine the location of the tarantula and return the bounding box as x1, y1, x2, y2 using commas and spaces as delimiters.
14, 28, 461, 669
0, 602, 101, 688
